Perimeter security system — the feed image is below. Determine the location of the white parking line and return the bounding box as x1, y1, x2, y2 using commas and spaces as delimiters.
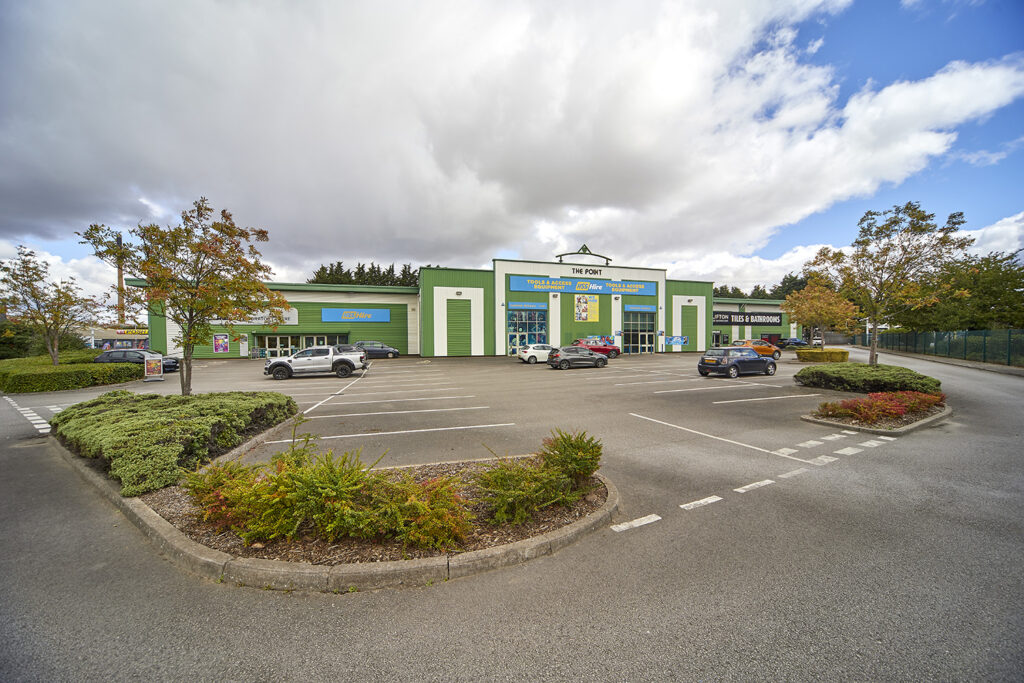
611, 514, 662, 532
859, 440, 884, 447
630, 413, 819, 464
680, 495, 723, 511
306, 406, 488, 419
4, 396, 51, 434
774, 447, 798, 456
267, 423, 516, 443
809, 455, 839, 465
339, 387, 464, 397
821, 434, 846, 441
777, 468, 808, 479
734, 479, 774, 493
324, 395, 476, 406
798, 440, 824, 448
835, 447, 863, 456
614, 378, 703, 386
304, 373, 368, 415
653, 384, 754, 395
712, 394, 821, 404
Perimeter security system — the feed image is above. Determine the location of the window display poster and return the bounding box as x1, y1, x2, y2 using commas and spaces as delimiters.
213, 333, 230, 353
574, 294, 599, 322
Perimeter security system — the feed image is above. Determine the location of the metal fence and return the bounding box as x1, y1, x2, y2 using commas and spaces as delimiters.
853, 329, 1024, 368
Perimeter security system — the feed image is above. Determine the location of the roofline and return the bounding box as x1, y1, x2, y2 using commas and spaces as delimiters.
124, 278, 418, 294
713, 297, 787, 304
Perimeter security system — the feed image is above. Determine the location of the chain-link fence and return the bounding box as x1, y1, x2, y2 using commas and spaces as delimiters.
852, 329, 1024, 368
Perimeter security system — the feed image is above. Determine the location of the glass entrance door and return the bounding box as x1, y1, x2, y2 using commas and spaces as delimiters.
622, 312, 656, 354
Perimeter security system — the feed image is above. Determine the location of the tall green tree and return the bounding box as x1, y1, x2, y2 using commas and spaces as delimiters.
780, 282, 860, 344
713, 284, 746, 298
308, 260, 425, 286
890, 250, 1024, 331
749, 284, 772, 299
0, 246, 97, 365
769, 272, 809, 299
808, 201, 974, 365
80, 198, 289, 395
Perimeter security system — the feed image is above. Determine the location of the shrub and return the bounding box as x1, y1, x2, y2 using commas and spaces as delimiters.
813, 391, 945, 425
183, 441, 473, 551
0, 350, 138, 393
795, 348, 850, 363
794, 362, 941, 394
51, 390, 298, 496
537, 428, 603, 488
474, 459, 575, 526
475, 429, 603, 525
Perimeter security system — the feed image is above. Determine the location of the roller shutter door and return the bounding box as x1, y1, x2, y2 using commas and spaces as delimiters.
446, 300, 472, 356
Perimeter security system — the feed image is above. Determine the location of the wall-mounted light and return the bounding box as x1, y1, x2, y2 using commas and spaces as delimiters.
614, 296, 620, 301
552, 293, 559, 298
500, 302, 505, 307
456, 291, 462, 296
687, 298, 693, 303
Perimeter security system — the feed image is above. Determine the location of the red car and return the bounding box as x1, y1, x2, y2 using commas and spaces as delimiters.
571, 338, 621, 359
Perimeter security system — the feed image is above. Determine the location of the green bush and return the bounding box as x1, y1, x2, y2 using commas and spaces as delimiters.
183, 441, 473, 551
474, 459, 575, 526
0, 350, 138, 393
51, 390, 298, 496
475, 429, 603, 526
795, 348, 850, 363
794, 362, 941, 394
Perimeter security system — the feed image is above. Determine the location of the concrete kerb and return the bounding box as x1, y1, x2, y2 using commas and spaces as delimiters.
800, 404, 953, 435
51, 438, 620, 593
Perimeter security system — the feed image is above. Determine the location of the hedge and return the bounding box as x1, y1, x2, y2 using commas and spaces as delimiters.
795, 348, 850, 363
794, 362, 941, 394
51, 390, 299, 496
0, 350, 141, 393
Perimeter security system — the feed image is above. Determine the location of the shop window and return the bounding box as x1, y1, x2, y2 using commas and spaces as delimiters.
507, 309, 547, 355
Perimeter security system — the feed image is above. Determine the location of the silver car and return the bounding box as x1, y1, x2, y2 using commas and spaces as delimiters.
517, 344, 554, 364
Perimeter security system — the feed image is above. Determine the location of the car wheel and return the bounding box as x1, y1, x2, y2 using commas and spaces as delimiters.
765, 362, 777, 376
335, 364, 353, 378
606, 350, 618, 359
272, 366, 290, 380
727, 365, 739, 378
386, 352, 394, 358
772, 350, 781, 360
698, 369, 709, 376
558, 360, 570, 370
527, 355, 536, 364
596, 358, 607, 368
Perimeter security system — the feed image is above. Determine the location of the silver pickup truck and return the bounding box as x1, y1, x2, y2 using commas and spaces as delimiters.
264, 345, 368, 380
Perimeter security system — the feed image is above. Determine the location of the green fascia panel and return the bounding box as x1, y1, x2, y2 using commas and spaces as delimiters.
147, 302, 167, 355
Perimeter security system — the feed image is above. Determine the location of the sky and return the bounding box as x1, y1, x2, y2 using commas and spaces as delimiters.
1, 0, 1023, 299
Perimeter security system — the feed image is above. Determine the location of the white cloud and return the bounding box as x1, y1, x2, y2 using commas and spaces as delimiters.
0, 0, 1021, 282
965, 211, 1024, 255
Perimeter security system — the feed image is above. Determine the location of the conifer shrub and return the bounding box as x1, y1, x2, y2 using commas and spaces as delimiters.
794, 362, 941, 394
51, 390, 298, 496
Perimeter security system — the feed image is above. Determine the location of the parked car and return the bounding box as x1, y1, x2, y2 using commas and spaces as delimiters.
698, 347, 777, 378
353, 340, 400, 358
264, 345, 367, 380
731, 339, 782, 359
93, 349, 179, 372
812, 337, 824, 347
571, 338, 620, 358
778, 337, 808, 348
517, 344, 554, 364
548, 346, 608, 370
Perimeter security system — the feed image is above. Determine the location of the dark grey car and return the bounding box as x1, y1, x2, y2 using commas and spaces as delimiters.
698, 347, 776, 378
93, 349, 179, 372
547, 346, 608, 370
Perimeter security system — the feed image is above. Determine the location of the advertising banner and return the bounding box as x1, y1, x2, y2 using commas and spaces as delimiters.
574, 294, 599, 322
509, 275, 656, 296
213, 333, 230, 353
211, 308, 299, 326
143, 358, 164, 382
624, 304, 656, 312
321, 308, 392, 323
713, 311, 782, 325
665, 336, 689, 345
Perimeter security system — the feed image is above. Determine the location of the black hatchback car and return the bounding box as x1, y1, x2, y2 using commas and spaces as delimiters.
547, 346, 608, 370
93, 349, 179, 372
698, 346, 776, 378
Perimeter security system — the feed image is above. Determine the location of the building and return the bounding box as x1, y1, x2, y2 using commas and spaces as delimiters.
135, 248, 800, 359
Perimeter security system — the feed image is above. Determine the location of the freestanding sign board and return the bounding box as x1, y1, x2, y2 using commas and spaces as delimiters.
143, 358, 164, 382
